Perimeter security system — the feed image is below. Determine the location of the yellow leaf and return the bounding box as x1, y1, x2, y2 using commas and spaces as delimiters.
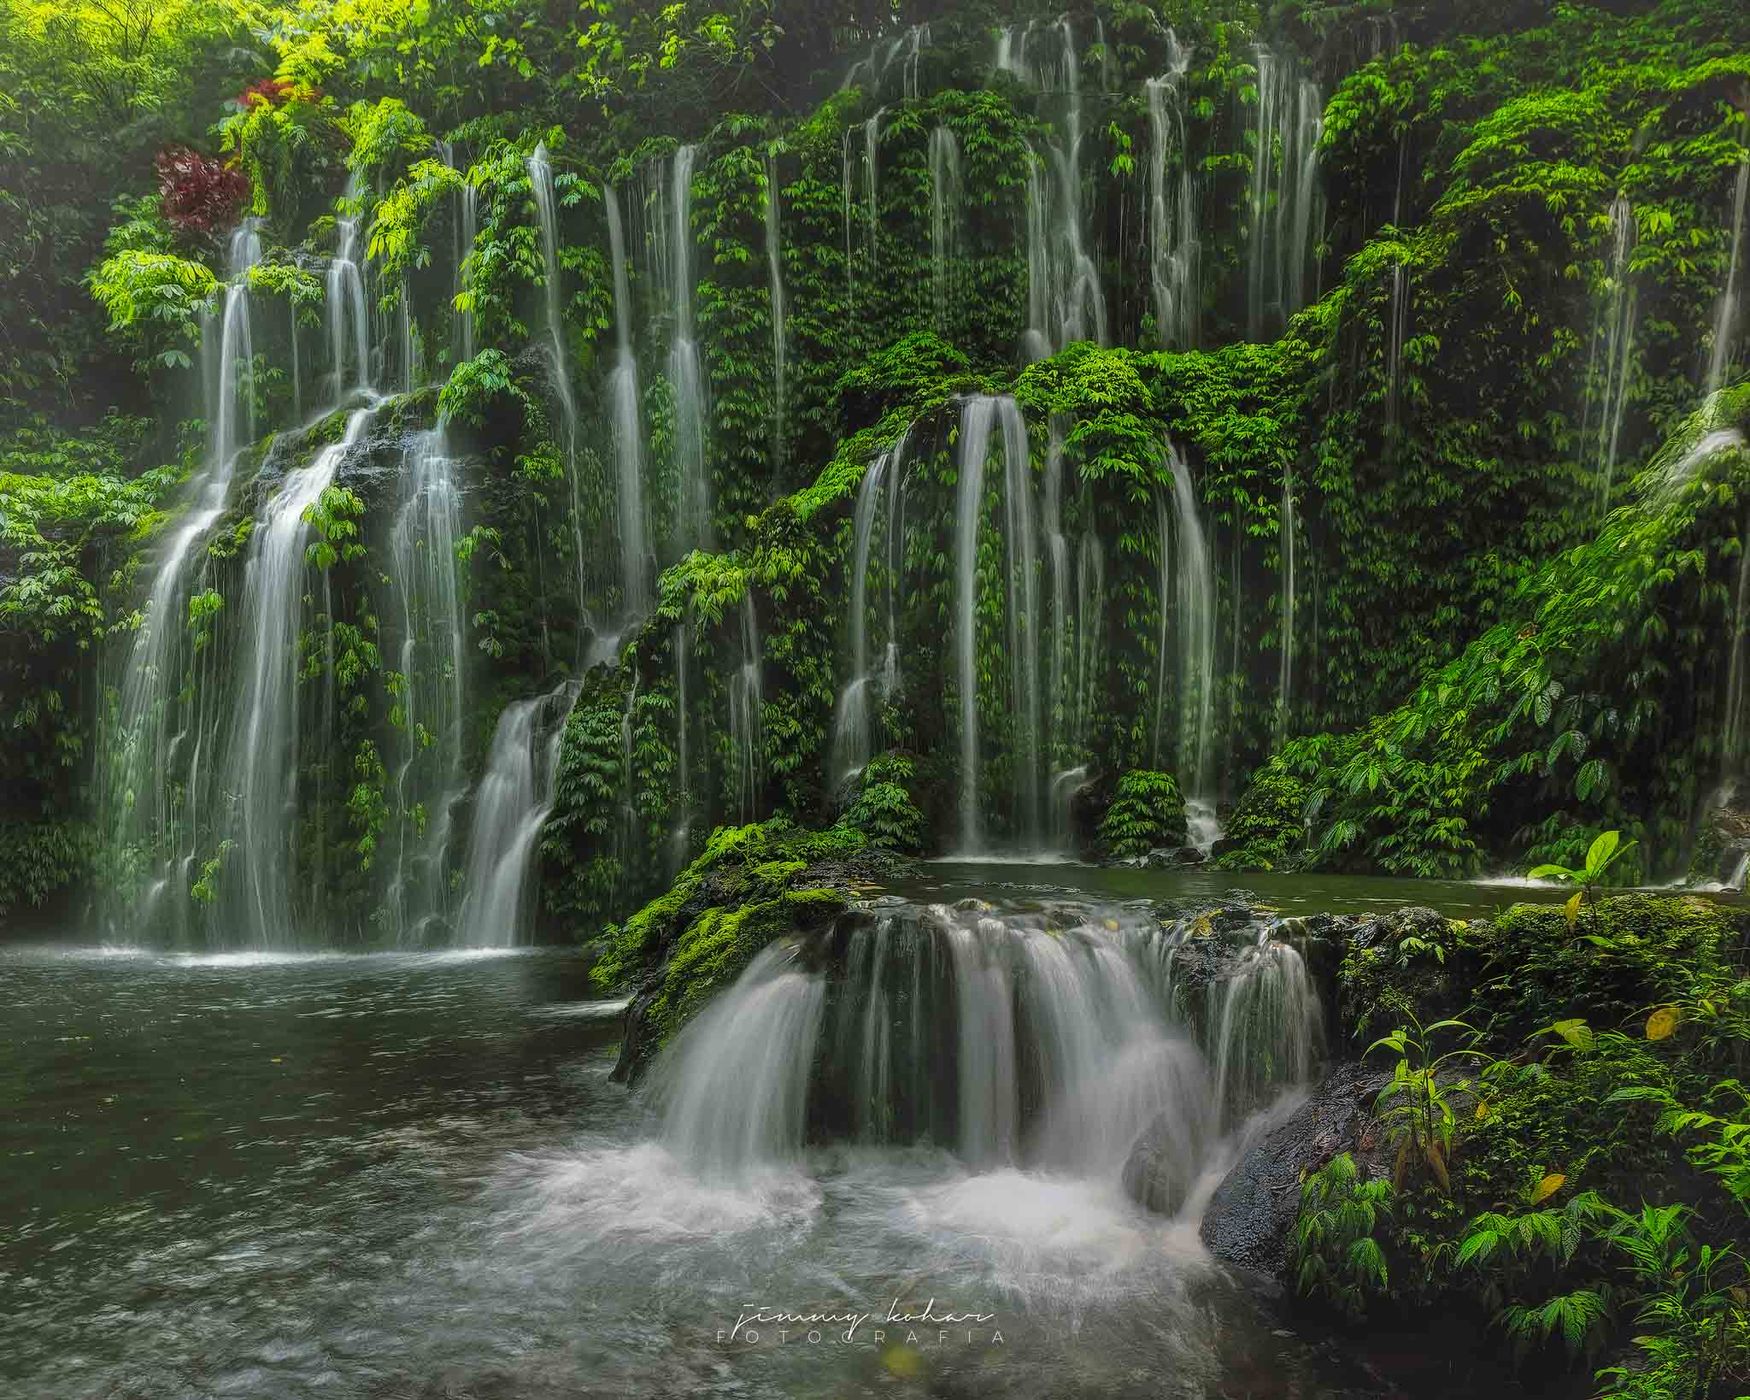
1645, 1006, 1680, 1041
1474, 1100, 1490, 1120
1531, 1172, 1566, 1204
1564, 890, 1583, 928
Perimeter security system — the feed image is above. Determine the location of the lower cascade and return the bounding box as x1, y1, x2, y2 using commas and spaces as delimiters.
649, 900, 1322, 1207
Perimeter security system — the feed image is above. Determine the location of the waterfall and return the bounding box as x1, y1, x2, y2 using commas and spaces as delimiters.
831, 431, 908, 784
220, 404, 381, 947
841, 22, 930, 101
1022, 159, 1053, 361
862, 109, 884, 273
1203, 932, 1322, 1128
645, 901, 1322, 1191
1706, 137, 1749, 395
528, 143, 593, 625
954, 396, 1045, 852
929, 125, 962, 335
440, 140, 477, 361
1584, 196, 1639, 505
840, 129, 856, 313
1167, 444, 1219, 847
1247, 48, 1322, 341
955, 401, 994, 852
1277, 467, 1297, 747
327, 197, 371, 395
1000, 398, 1045, 846
604, 183, 653, 620
395, 280, 419, 392
670, 621, 692, 869
383, 427, 467, 945
1384, 256, 1410, 431
1724, 508, 1750, 775
728, 593, 763, 821
455, 681, 575, 948
1014, 20, 1106, 358
104, 221, 261, 938
764, 149, 786, 467
664, 144, 710, 555
1151, 493, 1172, 770
1145, 33, 1199, 348
653, 943, 826, 1178
1043, 418, 1100, 816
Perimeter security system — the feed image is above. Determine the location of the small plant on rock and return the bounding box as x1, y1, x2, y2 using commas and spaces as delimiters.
1528, 829, 1635, 931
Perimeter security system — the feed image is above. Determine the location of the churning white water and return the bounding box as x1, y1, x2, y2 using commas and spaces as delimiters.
455, 681, 576, 948
647, 899, 1321, 1198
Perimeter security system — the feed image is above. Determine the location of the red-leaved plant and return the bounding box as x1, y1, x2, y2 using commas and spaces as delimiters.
238, 76, 297, 109
155, 148, 250, 238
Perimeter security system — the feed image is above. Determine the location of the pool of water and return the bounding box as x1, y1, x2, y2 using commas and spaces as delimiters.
893, 860, 1585, 918
0, 928, 1544, 1398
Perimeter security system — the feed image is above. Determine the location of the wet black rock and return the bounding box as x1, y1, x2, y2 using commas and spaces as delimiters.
1199, 1061, 1390, 1278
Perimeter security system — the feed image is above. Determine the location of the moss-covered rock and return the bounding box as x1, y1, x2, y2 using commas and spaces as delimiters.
595, 818, 902, 1079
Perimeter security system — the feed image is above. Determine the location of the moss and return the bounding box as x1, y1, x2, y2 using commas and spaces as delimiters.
593, 818, 877, 1073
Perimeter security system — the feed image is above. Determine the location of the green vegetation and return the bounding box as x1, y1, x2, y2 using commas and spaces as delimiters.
1291, 894, 1750, 1396
1097, 769, 1188, 859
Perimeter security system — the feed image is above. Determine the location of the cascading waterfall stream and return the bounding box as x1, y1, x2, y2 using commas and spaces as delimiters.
384, 427, 467, 945
649, 901, 1322, 1202
664, 145, 710, 555
455, 681, 577, 949
440, 140, 477, 362
1277, 467, 1297, 747
328, 188, 371, 396
528, 144, 591, 620
954, 395, 1048, 853
220, 404, 382, 948
1008, 19, 1107, 358
1706, 135, 1749, 395
862, 109, 884, 275
104, 221, 263, 938
1167, 444, 1220, 848
1246, 48, 1322, 342
764, 149, 787, 467
1145, 33, 1199, 348
728, 593, 764, 821
605, 183, 653, 621
1584, 195, 1640, 506
929, 125, 962, 335
831, 431, 908, 785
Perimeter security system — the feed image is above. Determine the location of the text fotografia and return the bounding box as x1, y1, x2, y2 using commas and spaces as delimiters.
718, 1299, 1003, 1347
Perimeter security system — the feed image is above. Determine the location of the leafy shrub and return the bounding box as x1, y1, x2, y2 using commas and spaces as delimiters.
839, 752, 924, 852
1290, 1153, 1394, 1321
0, 820, 96, 924
1097, 769, 1187, 859
1213, 763, 1308, 870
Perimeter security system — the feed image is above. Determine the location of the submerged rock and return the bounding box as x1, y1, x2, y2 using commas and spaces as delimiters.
1122, 1106, 1214, 1216
1200, 1060, 1389, 1277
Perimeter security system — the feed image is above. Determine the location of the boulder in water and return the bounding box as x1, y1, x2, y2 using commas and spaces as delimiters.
1199, 1060, 1389, 1277
1122, 1108, 1213, 1216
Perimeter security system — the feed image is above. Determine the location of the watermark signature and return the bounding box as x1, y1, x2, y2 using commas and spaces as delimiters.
716, 1297, 1003, 1347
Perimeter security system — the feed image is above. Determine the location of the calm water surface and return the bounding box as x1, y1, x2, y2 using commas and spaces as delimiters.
2, 878, 1601, 1398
